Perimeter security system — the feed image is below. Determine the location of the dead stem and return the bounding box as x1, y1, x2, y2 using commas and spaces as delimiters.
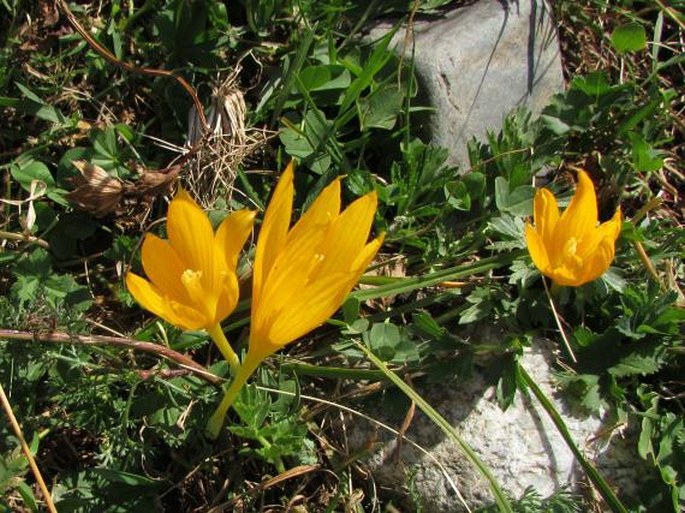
0, 328, 220, 385
0, 381, 58, 513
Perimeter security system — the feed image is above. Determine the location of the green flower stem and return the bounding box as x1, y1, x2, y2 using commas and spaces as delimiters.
358, 343, 514, 513
517, 364, 628, 513
207, 324, 240, 375
542, 279, 577, 363
205, 355, 261, 440
352, 251, 524, 302
280, 362, 388, 381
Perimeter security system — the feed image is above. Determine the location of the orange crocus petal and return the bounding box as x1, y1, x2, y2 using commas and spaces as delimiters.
167, 188, 217, 287
126, 272, 204, 330
253, 163, 295, 310
255, 232, 329, 330
213, 270, 241, 324
215, 209, 257, 270
577, 208, 622, 285
141, 234, 188, 302
287, 178, 342, 243
555, 170, 598, 247
598, 207, 622, 241
314, 191, 378, 279
526, 169, 621, 287
550, 265, 583, 287
249, 162, 383, 362
533, 188, 559, 247
353, 234, 386, 273
268, 272, 354, 346
127, 186, 251, 338
578, 241, 614, 285
524, 223, 551, 274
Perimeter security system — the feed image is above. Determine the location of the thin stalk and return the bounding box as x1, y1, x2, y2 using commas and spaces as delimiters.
208, 324, 240, 375
206, 355, 261, 440
0, 382, 57, 513
0, 328, 220, 385
281, 362, 388, 381
517, 364, 628, 513
358, 343, 514, 513
543, 280, 577, 363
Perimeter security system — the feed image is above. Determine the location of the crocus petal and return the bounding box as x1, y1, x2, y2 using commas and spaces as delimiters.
167, 301, 210, 331
126, 272, 204, 330
167, 188, 217, 288
533, 188, 560, 247
287, 178, 341, 244
268, 272, 355, 346
256, 221, 329, 324
253, 162, 295, 310
214, 272, 241, 325
578, 240, 615, 285
549, 264, 584, 287
555, 170, 598, 249
141, 234, 188, 302
313, 191, 378, 280
525, 223, 552, 275
248, 163, 383, 368
353, 234, 386, 273
576, 208, 621, 260
215, 209, 257, 270
598, 207, 622, 241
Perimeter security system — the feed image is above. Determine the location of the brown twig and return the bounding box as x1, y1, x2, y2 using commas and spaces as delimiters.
57, 0, 208, 132
56, 0, 209, 176
0, 381, 58, 513
0, 328, 221, 385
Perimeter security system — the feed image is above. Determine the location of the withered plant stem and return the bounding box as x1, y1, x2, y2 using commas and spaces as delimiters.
56, 0, 209, 168
0, 381, 58, 513
0, 328, 220, 384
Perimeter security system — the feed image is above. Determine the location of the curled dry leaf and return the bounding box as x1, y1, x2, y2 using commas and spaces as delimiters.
135, 165, 180, 198
67, 161, 180, 218
67, 160, 123, 217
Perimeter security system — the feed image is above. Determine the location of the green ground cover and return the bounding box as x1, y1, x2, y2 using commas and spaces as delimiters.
0, 1, 683, 511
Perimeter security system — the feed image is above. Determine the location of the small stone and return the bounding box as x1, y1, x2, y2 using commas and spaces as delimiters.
368, 0, 565, 168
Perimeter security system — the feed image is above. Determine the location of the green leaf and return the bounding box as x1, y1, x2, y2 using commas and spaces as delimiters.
14, 82, 67, 124
610, 23, 647, 54
540, 114, 571, 135
445, 181, 471, 211
279, 109, 333, 175
629, 132, 664, 172
91, 468, 160, 488
15, 481, 38, 512
411, 312, 445, 339
357, 83, 403, 130
365, 322, 401, 361
571, 72, 612, 96
609, 345, 665, 378
298, 64, 350, 93
339, 27, 396, 115
10, 158, 55, 192
496, 354, 518, 411
494, 177, 534, 215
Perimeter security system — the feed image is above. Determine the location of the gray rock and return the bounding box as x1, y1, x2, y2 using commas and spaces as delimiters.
370, 0, 564, 168
349, 343, 646, 512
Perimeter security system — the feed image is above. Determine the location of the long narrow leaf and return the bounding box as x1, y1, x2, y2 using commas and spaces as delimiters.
352, 251, 523, 301
358, 343, 514, 513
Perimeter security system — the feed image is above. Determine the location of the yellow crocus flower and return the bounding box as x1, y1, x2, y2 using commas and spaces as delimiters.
525, 170, 622, 287
206, 162, 384, 438
126, 188, 255, 371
